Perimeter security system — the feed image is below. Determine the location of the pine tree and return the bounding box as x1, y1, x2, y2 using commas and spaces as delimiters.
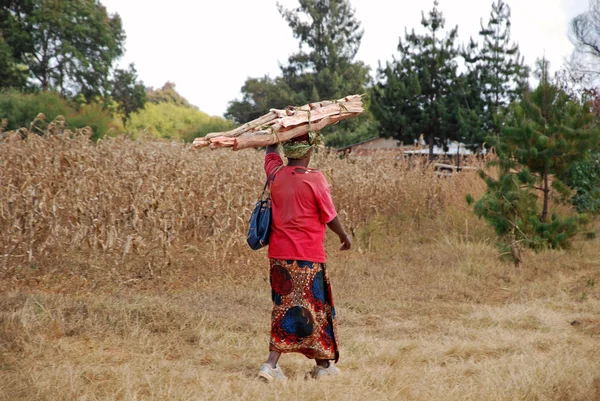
371, 1, 462, 160
501, 58, 597, 223
464, 0, 529, 140
277, 0, 370, 103
469, 58, 599, 260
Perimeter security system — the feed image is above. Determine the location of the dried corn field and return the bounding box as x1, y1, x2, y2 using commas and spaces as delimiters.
0, 124, 483, 292
1, 124, 600, 401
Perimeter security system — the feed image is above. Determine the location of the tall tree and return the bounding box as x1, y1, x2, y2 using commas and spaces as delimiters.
111, 63, 146, 127
0, 0, 125, 100
226, 0, 371, 141
371, 0, 462, 160
277, 0, 370, 103
502, 58, 596, 222
469, 59, 598, 260
464, 0, 529, 138
568, 0, 600, 85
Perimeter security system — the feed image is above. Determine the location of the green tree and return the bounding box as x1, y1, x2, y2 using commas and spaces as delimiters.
465, 0, 529, 138
371, 0, 462, 160
501, 58, 597, 222
467, 166, 539, 264
0, 36, 27, 89
0, 0, 125, 100
225, 76, 293, 124
277, 0, 370, 102
469, 58, 598, 260
565, 148, 600, 213
562, 88, 600, 213
111, 63, 146, 127
226, 0, 372, 146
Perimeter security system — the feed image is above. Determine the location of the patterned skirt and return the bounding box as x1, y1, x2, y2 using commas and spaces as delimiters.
268, 259, 339, 362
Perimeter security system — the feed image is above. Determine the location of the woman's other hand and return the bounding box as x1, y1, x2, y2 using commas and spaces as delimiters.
339, 233, 352, 251
327, 216, 352, 251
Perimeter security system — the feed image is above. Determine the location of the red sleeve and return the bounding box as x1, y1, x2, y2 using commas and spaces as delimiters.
315, 173, 337, 224
264, 153, 284, 177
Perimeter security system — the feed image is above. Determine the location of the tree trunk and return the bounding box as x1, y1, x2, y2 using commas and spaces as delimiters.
541, 168, 549, 223
428, 132, 435, 162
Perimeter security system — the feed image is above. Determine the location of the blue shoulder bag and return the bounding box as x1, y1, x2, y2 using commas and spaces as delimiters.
247, 166, 282, 250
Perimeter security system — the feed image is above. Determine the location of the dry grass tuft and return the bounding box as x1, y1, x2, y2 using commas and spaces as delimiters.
1, 125, 600, 400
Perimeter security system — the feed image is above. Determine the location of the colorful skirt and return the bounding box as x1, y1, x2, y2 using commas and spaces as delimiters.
269, 259, 339, 362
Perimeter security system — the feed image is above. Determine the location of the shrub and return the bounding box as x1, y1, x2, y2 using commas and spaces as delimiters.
565, 150, 600, 214
0, 90, 113, 139
127, 102, 234, 141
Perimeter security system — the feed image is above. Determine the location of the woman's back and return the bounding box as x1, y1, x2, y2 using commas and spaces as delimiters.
265, 154, 336, 263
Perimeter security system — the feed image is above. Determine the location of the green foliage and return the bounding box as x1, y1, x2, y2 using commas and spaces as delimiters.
146, 82, 195, 109
565, 150, 600, 213
277, 0, 370, 102
471, 164, 587, 260
127, 102, 233, 142
371, 0, 463, 160
0, 0, 125, 100
461, 0, 529, 144
469, 59, 599, 260
227, 0, 371, 143
0, 90, 113, 139
225, 76, 293, 124
69, 102, 113, 140
323, 119, 378, 148
111, 63, 146, 127
494, 58, 599, 222
472, 168, 538, 239
0, 36, 27, 89
182, 116, 236, 144
531, 212, 588, 250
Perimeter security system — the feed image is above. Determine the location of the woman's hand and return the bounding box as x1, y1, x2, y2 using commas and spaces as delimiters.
327, 216, 352, 251
339, 232, 352, 251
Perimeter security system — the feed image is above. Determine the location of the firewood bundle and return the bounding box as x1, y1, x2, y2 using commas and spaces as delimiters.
192, 95, 364, 150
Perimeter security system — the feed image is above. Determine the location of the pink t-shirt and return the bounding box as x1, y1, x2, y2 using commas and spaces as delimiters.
264, 153, 337, 263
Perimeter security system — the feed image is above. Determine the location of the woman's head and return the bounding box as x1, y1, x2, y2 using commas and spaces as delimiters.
282, 132, 322, 160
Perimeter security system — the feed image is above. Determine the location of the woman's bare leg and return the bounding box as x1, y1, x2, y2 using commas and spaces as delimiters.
266, 351, 281, 368
316, 359, 330, 368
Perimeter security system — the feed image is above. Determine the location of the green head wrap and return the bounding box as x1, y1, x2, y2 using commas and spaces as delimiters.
282, 132, 323, 159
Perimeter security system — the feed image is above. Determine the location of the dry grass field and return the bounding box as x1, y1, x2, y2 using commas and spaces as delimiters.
1, 124, 600, 401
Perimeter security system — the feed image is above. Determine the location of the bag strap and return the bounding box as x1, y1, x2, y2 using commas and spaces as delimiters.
261, 165, 284, 200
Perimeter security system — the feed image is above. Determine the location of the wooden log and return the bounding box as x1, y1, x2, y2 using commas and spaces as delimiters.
204, 110, 279, 139
192, 138, 210, 148
205, 95, 363, 139
233, 112, 356, 150
280, 103, 363, 128
193, 94, 364, 150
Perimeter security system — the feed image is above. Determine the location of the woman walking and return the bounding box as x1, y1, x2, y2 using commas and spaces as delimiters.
258, 132, 351, 382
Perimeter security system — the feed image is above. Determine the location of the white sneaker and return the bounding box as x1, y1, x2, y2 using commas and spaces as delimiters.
310, 363, 341, 379
258, 363, 287, 383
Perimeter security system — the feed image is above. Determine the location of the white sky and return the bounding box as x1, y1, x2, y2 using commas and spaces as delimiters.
100, 0, 589, 117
